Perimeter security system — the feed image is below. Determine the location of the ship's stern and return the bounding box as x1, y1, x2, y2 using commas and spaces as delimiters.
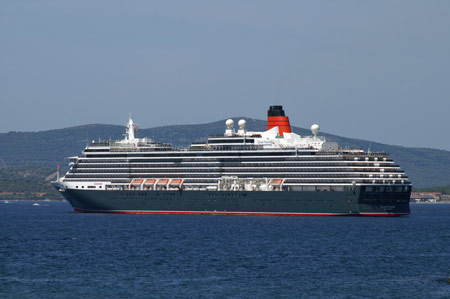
357, 185, 411, 216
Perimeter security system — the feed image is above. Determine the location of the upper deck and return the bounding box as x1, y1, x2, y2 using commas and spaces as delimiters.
59, 106, 409, 189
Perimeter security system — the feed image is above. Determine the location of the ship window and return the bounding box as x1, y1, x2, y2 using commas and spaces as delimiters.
365, 186, 374, 192
394, 186, 403, 192
375, 186, 384, 192
386, 186, 394, 192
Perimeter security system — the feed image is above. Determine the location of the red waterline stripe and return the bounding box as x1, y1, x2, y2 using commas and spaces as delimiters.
73, 208, 350, 216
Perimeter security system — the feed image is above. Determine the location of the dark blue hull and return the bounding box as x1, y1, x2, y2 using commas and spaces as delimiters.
58, 187, 410, 216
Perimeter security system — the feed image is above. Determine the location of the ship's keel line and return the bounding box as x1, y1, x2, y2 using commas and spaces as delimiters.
73, 208, 408, 216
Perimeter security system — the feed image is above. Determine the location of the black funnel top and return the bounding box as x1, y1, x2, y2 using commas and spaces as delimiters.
268, 105, 285, 117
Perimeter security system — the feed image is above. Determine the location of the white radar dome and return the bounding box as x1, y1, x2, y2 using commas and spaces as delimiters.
311, 124, 320, 135
238, 119, 246, 129
226, 119, 234, 129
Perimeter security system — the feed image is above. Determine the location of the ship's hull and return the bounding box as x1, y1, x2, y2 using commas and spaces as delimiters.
58, 187, 410, 216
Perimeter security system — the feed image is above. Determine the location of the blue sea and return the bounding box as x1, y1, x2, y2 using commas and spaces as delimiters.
1, 201, 450, 298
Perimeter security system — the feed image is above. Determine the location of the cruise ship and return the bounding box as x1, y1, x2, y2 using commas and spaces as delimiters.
52, 106, 411, 216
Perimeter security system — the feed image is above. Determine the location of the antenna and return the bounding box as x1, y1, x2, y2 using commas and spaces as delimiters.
368, 142, 372, 154
79, 130, 90, 146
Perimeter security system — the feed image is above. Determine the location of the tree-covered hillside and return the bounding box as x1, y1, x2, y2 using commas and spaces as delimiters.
1, 118, 450, 188
0, 166, 62, 200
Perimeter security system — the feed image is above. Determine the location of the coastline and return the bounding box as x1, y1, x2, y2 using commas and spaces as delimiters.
411, 201, 450, 204
1, 199, 65, 202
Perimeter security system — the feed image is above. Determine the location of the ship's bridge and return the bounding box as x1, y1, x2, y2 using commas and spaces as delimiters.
81, 115, 173, 153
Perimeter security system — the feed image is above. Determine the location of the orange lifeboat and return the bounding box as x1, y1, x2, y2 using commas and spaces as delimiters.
169, 179, 184, 187
269, 179, 285, 185
156, 179, 170, 185
144, 179, 157, 185
131, 179, 144, 185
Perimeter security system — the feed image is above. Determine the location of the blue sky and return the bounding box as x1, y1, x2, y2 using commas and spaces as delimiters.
1, 1, 450, 150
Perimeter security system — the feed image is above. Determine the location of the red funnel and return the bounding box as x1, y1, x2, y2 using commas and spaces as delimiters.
267, 105, 291, 136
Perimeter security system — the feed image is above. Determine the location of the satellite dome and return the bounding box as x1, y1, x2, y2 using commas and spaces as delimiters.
238, 119, 246, 129
226, 119, 234, 129
311, 124, 320, 135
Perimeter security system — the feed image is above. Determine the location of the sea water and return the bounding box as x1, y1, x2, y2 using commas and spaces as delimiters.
1, 201, 450, 298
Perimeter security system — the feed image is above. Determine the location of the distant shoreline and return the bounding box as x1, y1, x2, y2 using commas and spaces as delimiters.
411, 201, 450, 204
1, 199, 65, 202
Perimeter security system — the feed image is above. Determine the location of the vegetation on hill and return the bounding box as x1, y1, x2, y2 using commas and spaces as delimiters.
414, 185, 450, 194
1, 118, 450, 188
0, 166, 62, 200
0, 124, 124, 168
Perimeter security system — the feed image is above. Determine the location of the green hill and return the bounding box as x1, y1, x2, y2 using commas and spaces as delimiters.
414, 184, 450, 194
0, 166, 61, 200
1, 118, 450, 188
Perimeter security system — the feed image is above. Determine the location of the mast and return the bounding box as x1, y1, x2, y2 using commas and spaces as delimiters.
126, 114, 136, 141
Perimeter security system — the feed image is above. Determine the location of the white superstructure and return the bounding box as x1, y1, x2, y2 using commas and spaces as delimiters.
56, 111, 410, 194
